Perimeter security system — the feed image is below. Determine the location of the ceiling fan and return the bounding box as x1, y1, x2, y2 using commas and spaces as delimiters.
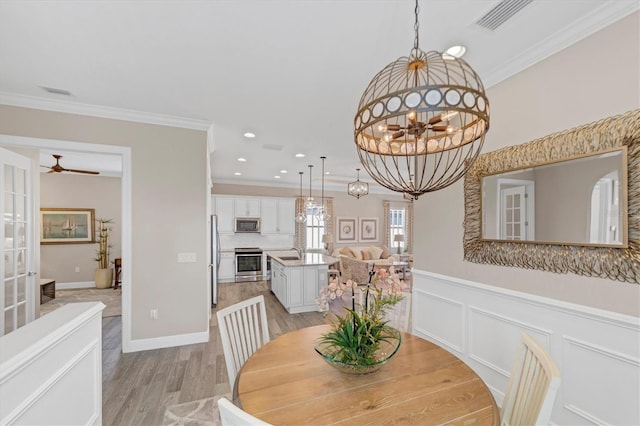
42, 154, 100, 175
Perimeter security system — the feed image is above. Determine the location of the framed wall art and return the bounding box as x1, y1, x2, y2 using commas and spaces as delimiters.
337, 217, 357, 243
40, 208, 95, 244
359, 217, 378, 242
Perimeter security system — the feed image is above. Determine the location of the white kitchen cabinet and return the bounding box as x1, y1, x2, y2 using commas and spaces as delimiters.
214, 197, 235, 234
261, 198, 295, 235
270, 258, 326, 313
218, 252, 236, 282
271, 260, 286, 304
277, 198, 295, 234
234, 198, 261, 217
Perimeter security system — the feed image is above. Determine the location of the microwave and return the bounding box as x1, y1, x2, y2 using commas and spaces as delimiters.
235, 217, 261, 233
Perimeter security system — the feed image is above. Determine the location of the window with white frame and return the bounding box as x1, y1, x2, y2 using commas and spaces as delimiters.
389, 208, 406, 252
305, 206, 325, 250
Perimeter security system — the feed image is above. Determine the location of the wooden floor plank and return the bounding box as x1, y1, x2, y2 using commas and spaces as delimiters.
101, 280, 412, 425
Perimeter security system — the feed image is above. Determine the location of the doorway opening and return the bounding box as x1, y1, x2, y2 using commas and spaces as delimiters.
0, 134, 132, 351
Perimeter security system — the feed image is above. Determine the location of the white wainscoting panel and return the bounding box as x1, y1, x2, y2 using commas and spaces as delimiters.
413, 291, 465, 353
0, 302, 105, 425
412, 270, 640, 426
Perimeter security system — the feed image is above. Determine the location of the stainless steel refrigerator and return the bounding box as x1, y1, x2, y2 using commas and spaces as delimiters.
211, 215, 220, 306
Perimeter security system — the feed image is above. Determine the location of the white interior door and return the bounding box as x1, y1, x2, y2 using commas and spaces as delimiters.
500, 186, 526, 240
1, 148, 35, 336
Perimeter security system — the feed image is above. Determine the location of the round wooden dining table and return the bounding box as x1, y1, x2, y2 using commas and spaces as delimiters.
234, 324, 499, 425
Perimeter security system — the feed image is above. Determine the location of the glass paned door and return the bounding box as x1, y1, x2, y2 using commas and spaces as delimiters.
500, 186, 526, 240
1, 148, 34, 336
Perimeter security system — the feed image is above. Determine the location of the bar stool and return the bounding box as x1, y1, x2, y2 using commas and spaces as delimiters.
114, 258, 122, 289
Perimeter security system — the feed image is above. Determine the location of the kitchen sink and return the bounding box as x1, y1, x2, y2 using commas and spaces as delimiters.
278, 256, 300, 260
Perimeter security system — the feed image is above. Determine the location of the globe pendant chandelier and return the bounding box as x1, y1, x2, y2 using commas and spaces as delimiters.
306, 164, 316, 209
348, 168, 369, 199
316, 156, 331, 221
354, 0, 490, 199
295, 171, 307, 224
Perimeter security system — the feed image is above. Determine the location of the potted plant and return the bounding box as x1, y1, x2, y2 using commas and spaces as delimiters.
94, 218, 114, 288
315, 267, 405, 374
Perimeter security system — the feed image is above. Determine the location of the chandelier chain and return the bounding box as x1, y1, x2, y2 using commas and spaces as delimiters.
413, 0, 420, 52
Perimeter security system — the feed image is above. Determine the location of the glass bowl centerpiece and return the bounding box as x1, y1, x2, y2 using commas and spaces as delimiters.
315, 266, 405, 374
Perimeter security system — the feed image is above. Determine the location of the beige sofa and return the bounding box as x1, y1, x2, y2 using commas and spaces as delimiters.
330, 245, 393, 281
330, 245, 413, 282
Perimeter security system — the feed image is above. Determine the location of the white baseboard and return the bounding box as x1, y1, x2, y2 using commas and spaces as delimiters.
411, 269, 640, 426
57, 281, 95, 290
126, 329, 210, 352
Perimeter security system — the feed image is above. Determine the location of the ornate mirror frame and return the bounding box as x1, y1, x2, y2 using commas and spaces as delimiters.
463, 109, 640, 283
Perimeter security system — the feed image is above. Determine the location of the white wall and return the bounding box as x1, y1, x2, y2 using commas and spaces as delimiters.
413, 12, 640, 316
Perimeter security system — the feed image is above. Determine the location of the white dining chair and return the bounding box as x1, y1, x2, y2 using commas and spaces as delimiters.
217, 397, 271, 426
383, 293, 411, 333
501, 333, 561, 426
217, 295, 270, 389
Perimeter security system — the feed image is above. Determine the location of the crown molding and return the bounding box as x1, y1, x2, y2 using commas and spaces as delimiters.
0, 92, 212, 131
483, 0, 639, 88
211, 176, 398, 196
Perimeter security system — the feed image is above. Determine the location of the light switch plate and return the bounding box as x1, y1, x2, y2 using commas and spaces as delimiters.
178, 252, 197, 263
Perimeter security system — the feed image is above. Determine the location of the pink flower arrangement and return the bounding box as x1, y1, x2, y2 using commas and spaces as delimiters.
317, 266, 405, 321
315, 266, 406, 366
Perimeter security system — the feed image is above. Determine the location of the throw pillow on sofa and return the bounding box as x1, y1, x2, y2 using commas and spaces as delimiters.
368, 245, 383, 260
339, 246, 354, 258
380, 245, 392, 259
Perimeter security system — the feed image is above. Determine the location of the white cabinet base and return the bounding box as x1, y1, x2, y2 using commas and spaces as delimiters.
271, 260, 326, 313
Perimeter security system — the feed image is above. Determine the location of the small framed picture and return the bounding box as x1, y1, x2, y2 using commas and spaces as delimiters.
337, 217, 357, 243
40, 208, 95, 244
359, 217, 378, 242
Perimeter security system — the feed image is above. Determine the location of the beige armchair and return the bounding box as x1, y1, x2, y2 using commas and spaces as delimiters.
339, 256, 374, 285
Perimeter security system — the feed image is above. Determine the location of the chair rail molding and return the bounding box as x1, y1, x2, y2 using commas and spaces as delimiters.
411, 269, 640, 426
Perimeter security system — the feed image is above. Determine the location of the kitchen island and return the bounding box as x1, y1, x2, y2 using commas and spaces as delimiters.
269, 253, 338, 314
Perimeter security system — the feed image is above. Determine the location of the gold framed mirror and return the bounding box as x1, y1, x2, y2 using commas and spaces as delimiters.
463, 109, 640, 283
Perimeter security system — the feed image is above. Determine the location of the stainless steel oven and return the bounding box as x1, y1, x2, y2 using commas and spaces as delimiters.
235, 247, 263, 281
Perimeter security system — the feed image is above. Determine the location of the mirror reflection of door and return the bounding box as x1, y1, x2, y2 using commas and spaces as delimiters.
498, 179, 535, 240
1, 148, 35, 336
590, 171, 620, 244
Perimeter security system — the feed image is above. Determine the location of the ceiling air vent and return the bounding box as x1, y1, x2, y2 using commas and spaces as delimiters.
40, 86, 73, 96
475, 0, 533, 31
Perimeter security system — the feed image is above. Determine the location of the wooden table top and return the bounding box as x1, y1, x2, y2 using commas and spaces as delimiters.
235, 324, 499, 425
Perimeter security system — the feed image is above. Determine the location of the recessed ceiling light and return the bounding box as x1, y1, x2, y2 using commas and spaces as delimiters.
234, 172, 242, 176
274, 175, 281, 179
280, 170, 288, 174
237, 157, 247, 162
295, 153, 305, 158
243, 132, 256, 138
443, 45, 466, 59
325, 171, 330, 175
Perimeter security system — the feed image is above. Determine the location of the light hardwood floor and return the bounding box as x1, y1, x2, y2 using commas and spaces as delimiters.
102, 280, 329, 425
101, 278, 411, 425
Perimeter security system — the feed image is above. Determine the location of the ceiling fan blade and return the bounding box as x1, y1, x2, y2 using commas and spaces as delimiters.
63, 168, 100, 175
46, 154, 99, 175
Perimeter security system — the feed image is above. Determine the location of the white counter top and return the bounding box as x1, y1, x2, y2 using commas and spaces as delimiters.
270, 252, 338, 266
